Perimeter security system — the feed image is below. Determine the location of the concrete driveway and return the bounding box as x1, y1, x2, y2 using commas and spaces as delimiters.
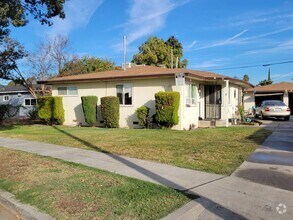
233, 116, 293, 191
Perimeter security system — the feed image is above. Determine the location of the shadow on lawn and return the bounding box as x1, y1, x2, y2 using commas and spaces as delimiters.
245, 127, 272, 145
52, 125, 248, 219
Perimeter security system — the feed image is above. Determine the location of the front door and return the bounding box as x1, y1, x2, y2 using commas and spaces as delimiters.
205, 85, 222, 119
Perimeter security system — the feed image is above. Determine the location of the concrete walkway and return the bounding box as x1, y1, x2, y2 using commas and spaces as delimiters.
234, 118, 293, 191
0, 137, 222, 191
0, 122, 293, 219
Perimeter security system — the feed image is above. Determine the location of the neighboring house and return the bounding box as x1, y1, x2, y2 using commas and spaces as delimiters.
0, 85, 36, 118
244, 82, 293, 115
40, 65, 252, 130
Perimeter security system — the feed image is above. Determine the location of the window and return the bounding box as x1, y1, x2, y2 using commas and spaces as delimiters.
116, 84, 132, 105
24, 98, 37, 106
3, 95, 10, 101
186, 83, 197, 106
57, 86, 78, 96
238, 89, 242, 104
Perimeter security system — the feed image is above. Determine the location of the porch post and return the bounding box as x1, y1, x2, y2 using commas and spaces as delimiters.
224, 80, 229, 127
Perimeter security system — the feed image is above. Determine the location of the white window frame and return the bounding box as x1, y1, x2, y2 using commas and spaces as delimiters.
116, 84, 133, 106
186, 83, 197, 106
57, 86, 78, 96
24, 98, 37, 106
3, 95, 10, 102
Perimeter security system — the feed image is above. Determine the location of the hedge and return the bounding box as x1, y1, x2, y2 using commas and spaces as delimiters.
81, 96, 98, 126
38, 96, 65, 125
155, 91, 180, 128
136, 106, 150, 128
101, 96, 119, 128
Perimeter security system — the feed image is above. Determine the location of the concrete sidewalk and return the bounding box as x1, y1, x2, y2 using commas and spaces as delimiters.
1, 135, 293, 219
0, 137, 223, 191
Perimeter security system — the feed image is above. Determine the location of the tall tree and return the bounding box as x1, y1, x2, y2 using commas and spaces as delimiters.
243, 74, 249, 82
50, 35, 70, 74
132, 37, 171, 67
132, 36, 188, 68
165, 36, 184, 68
27, 41, 55, 82
60, 56, 115, 76
0, 0, 67, 81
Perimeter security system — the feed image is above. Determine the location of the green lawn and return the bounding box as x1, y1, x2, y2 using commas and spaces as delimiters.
0, 125, 271, 175
0, 148, 190, 220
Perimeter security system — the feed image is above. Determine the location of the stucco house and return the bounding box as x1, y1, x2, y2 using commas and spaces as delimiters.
244, 82, 293, 115
0, 85, 37, 118
40, 65, 252, 130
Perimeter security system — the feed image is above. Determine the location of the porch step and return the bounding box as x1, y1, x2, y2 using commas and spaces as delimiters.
198, 120, 227, 128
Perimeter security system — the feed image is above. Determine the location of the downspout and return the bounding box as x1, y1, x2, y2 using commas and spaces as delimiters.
225, 80, 229, 127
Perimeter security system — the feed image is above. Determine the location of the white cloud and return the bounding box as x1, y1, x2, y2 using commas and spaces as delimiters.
186, 40, 197, 49
125, 0, 190, 45
50, 0, 104, 35
189, 58, 229, 69
245, 39, 293, 55
271, 72, 293, 80
193, 30, 248, 50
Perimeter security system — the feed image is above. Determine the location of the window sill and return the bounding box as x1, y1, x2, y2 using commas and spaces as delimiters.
120, 105, 133, 107
186, 104, 197, 107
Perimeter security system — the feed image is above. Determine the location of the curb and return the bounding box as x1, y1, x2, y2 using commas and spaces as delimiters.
0, 190, 54, 220
162, 198, 208, 220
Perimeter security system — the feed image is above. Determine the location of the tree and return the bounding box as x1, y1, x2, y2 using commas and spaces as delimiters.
60, 56, 115, 76
243, 74, 249, 82
165, 36, 184, 68
257, 79, 273, 86
132, 36, 188, 68
0, 0, 67, 81
26, 35, 70, 96
50, 35, 70, 74
132, 37, 171, 67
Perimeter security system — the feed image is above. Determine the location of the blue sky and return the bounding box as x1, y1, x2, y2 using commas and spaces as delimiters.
8, 0, 293, 85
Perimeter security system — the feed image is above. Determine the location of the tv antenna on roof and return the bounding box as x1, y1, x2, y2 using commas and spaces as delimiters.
123, 35, 126, 71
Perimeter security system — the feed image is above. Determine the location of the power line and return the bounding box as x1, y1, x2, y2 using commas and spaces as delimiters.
200, 60, 293, 71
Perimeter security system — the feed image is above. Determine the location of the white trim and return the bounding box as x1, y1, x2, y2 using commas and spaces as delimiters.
3, 95, 10, 101
57, 86, 78, 96
24, 98, 37, 106
185, 82, 197, 107
116, 83, 133, 106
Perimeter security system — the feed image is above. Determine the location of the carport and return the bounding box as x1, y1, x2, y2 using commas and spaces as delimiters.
254, 93, 283, 107
244, 82, 293, 115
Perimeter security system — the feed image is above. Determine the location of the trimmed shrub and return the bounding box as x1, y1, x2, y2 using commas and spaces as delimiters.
136, 106, 150, 128
155, 91, 180, 128
38, 96, 65, 125
101, 96, 119, 128
81, 96, 98, 126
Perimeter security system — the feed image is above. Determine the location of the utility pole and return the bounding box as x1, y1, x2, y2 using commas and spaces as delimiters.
175, 57, 179, 68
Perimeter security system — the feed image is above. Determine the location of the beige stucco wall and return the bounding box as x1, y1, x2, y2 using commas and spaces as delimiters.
244, 93, 255, 114
51, 77, 243, 130
52, 77, 198, 130
283, 92, 289, 106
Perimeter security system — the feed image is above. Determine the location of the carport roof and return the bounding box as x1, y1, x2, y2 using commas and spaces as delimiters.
245, 82, 293, 93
